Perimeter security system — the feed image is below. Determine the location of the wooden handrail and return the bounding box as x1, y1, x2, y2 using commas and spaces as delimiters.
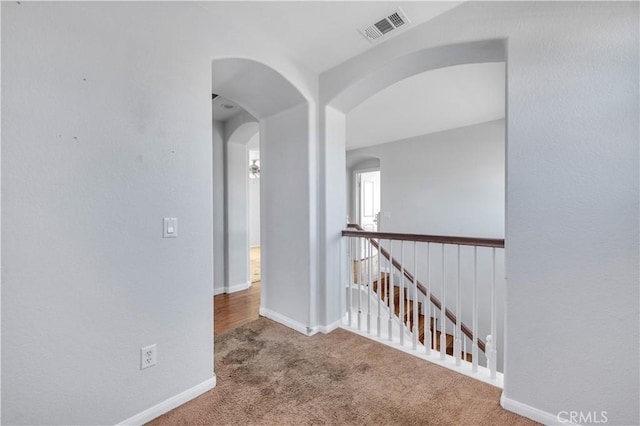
343, 224, 504, 248
344, 223, 498, 353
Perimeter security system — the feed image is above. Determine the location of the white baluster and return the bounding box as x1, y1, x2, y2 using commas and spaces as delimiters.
406, 277, 410, 338
367, 239, 371, 334
463, 335, 467, 362
440, 244, 446, 361
472, 246, 478, 372
399, 241, 405, 345
412, 241, 418, 350
357, 238, 362, 331
486, 334, 497, 378
434, 317, 438, 352
377, 238, 381, 337
455, 245, 461, 366
383, 240, 389, 320
433, 319, 437, 353
347, 237, 352, 327
425, 243, 431, 355
490, 248, 497, 379
388, 240, 394, 341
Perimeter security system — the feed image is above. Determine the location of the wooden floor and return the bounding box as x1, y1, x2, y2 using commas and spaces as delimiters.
214, 247, 261, 335
214, 282, 261, 335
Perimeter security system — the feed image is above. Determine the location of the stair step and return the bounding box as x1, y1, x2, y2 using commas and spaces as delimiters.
369, 278, 472, 361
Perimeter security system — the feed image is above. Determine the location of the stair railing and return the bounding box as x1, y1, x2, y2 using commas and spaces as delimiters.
342, 224, 505, 379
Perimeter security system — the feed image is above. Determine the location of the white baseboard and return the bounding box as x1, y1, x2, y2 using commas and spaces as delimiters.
214, 281, 251, 296
259, 307, 313, 336
314, 319, 342, 334
259, 308, 341, 337
117, 376, 216, 425
500, 393, 575, 425
227, 281, 251, 293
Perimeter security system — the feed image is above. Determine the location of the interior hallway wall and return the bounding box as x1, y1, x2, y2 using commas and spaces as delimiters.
1, 2, 317, 424
346, 119, 505, 238
224, 141, 249, 292
259, 103, 313, 331
213, 120, 225, 295
249, 178, 261, 247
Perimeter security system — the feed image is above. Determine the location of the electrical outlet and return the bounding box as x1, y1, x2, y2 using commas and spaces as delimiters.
140, 344, 157, 370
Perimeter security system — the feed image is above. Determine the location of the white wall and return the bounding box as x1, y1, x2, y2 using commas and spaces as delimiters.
212, 120, 225, 295
318, 106, 347, 327
249, 178, 261, 247
2, 4, 215, 421
321, 2, 639, 424
0, 3, 3, 421
260, 104, 312, 330
347, 120, 505, 238
1, 2, 317, 424
224, 141, 249, 291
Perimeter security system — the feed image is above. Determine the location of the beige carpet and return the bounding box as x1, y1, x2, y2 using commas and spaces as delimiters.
150, 318, 537, 426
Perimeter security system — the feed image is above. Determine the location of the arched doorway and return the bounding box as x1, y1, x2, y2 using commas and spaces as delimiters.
211, 58, 319, 334
319, 39, 507, 331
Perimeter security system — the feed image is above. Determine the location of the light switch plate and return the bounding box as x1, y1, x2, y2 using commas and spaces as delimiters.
163, 217, 177, 238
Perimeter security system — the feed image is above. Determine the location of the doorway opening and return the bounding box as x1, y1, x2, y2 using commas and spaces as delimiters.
356, 170, 381, 232
213, 95, 261, 334
353, 168, 381, 281
211, 57, 314, 337
249, 145, 261, 286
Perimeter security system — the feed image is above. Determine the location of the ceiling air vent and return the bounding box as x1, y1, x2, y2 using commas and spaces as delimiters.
359, 8, 411, 43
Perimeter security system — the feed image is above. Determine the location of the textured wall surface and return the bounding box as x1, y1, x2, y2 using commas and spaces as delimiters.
1, 2, 316, 424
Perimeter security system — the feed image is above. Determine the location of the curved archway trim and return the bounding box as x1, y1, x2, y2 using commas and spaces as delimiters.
212, 57, 307, 119
328, 39, 505, 113
319, 39, 506, 331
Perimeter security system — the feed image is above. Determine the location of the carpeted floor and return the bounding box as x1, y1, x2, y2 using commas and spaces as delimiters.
150, 318, 537, 425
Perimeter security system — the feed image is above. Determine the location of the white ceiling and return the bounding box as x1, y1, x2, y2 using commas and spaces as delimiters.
198, 2, 461, 73
206, 3, 504, 151
212, 96, 243, 122
346, 62, 505, 150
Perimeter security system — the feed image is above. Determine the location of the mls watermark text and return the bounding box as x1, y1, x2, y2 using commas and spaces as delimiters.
557, 411, 608, 424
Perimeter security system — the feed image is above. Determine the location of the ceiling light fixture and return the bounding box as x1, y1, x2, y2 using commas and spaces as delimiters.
221, 104, 234, 110
249, 159, 260, 179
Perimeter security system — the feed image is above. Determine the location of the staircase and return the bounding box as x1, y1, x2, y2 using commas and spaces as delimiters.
371, 272, 471, 361
342, 224, 504, 387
